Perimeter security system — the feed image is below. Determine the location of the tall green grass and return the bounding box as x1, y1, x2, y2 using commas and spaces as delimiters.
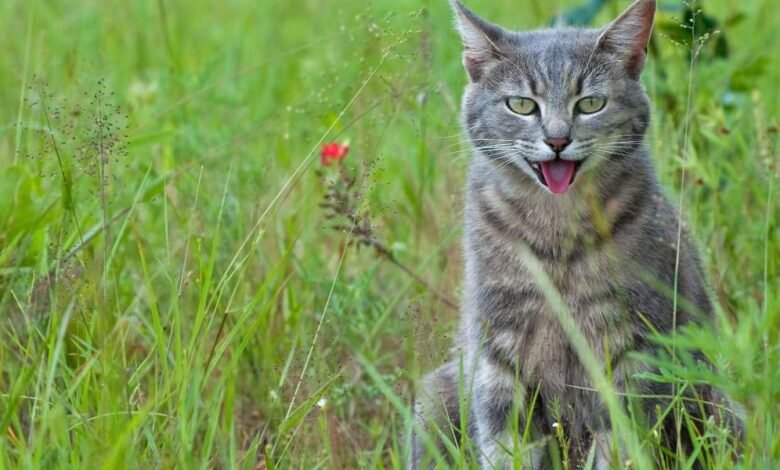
0, 0, 777, 467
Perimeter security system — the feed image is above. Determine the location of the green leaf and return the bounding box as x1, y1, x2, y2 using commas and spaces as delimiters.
276, 371, 341, 437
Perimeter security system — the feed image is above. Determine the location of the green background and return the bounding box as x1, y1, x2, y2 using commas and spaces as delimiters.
0, 0, 777, 467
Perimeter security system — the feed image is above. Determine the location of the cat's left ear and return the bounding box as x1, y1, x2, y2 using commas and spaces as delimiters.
451, 1, 508, 82
596, 0, 656, 78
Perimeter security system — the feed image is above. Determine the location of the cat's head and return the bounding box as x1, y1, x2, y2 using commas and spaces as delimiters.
453, 0, 655, 195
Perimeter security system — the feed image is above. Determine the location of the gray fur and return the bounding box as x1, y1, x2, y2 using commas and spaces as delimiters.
410, 0, 741, 468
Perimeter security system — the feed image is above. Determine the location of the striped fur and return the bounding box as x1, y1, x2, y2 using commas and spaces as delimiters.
410, 1, 741, 468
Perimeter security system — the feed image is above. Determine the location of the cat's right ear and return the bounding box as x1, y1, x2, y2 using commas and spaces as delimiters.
451, 1, 506, 82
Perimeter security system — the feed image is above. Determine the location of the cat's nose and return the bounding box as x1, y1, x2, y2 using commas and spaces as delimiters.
545, 137, 571, 153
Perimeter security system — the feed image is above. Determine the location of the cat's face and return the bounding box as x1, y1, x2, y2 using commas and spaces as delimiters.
454, 0, 655, 195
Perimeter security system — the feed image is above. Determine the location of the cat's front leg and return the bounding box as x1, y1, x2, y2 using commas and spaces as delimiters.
473, 356, 542, 470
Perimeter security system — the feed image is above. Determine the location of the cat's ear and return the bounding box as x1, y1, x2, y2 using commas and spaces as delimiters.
451, 1, 507, 82
596, 0, 656, 78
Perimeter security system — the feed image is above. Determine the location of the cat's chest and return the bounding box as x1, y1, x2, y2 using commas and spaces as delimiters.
473, 248, 633, 379
481, 277, 630, 391
467, 184, 637, 372
472, 231, 626, 324
479, 263, 626, 338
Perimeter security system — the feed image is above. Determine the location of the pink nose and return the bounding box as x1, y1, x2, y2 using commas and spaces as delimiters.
545, 138, 571, 153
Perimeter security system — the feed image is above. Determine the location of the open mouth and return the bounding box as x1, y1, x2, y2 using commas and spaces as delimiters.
528, 158, 583, 194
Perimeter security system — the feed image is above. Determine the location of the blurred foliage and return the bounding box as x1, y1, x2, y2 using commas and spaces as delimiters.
0, 0, 777, 467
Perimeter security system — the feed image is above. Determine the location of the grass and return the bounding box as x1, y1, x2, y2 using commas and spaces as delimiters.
0, 0, 777, 467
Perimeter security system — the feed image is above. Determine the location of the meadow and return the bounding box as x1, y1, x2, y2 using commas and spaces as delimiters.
0, 0, 777, 468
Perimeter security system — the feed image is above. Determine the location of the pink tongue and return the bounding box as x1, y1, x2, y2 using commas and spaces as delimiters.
540, 160, 576, 194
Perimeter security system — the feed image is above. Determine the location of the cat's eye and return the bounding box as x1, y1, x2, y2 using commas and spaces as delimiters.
576, 96, 606, 114
506, 97, 537, 115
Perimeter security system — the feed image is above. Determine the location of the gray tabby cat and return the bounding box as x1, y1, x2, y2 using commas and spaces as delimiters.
410, 0, 741, 468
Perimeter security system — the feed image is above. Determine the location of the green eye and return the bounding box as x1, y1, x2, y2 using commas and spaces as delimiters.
576, 96, 606, 114
506, 97, 537, 115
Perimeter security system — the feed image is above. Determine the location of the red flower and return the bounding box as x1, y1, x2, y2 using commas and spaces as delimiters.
320, 141, 349, 166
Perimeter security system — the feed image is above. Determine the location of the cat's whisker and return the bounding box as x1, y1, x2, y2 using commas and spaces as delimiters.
433, 123, 483, 140
440, 138, 518, 152
444, 142, 516, 153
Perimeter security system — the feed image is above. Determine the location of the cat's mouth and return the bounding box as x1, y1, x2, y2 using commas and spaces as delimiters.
528, 158, 583, 194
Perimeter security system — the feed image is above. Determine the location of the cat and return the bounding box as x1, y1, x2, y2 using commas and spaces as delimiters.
409, 0, 742, 468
